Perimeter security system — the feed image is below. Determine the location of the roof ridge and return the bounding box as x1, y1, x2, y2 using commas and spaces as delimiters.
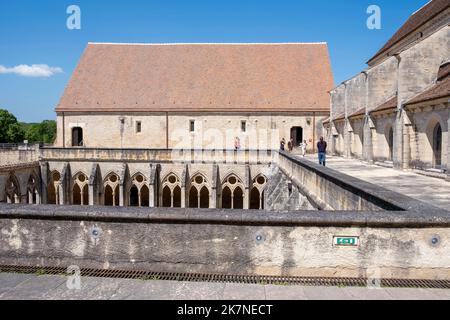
87, 42, 328, 46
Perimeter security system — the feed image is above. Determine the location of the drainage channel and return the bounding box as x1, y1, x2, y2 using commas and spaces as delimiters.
1, 265, 449, 289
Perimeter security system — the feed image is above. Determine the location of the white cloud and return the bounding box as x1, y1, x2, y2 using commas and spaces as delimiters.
0, 64, 63, 78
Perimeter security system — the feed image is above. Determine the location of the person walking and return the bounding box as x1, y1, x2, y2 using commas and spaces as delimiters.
317, 137, 327, 166
300, 140, 308, 157
287, 139, 293, 153
280, 138, 286, 151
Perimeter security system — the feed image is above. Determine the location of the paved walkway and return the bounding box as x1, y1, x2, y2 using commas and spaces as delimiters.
0, 273, 449, 300
298, 154, 450, 211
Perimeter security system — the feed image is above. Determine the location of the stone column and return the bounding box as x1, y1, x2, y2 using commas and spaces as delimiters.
35, 190, 41, 205
402, 111, 412, 170
119, 184, 124, 206
181, 186, 186, 208
243, 188, 249, 210
344, 120, 352, 158
58, 185, 65, 205
363, 116, 372, 163
88, 184, 94, 206
40, 162, 49, 204
393, 110, 403, 169
149, 184, 155, 207
210, 187, 217, 209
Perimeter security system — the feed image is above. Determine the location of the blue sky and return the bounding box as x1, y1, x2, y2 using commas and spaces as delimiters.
0, 0, 429, 122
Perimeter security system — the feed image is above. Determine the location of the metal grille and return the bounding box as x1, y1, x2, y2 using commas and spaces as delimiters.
1, 265, 449, 289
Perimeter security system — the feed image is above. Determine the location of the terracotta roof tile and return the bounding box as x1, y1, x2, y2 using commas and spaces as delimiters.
367, 0, 450, 65
348, 107, 366, 118
56, 43, 334, 113
406, 75, 450, 105
370, 96, 398, 114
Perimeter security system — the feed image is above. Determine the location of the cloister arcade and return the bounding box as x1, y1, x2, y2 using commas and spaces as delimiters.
2, 163, 271, 210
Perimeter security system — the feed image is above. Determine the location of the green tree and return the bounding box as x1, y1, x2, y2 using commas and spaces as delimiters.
23, 120, 57, 144
0, 109, 25, 143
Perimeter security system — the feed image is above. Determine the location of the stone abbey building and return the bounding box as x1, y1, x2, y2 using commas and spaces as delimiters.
0, 43, 333, 209
325, 0, 449, 173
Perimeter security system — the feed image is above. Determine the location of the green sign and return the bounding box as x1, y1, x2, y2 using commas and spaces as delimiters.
334, 236, 359, 247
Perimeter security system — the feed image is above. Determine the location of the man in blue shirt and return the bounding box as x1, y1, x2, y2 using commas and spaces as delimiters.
317, 137, 328, 166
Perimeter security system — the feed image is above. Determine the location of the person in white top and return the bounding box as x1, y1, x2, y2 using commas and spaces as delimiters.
300, 140, 308, 157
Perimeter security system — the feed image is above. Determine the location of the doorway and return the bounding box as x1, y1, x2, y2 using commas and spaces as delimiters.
290, 127, 303, 147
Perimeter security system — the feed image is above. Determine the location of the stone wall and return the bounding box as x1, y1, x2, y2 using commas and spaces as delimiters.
1, 205, 449, 280
0, 145, 40, 167
56, 113, 328, 151
328, 25, 449, 171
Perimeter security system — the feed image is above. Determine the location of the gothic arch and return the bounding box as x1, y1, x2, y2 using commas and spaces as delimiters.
104, 172, 120, 206
5, 174, 20, 204
221, 173, 245, 209
47, 171, 61, 205
128, 172, 148, 207
426, 115, 445, 168
72, 172, 89, 205
250, 174, 267, 210
188, 173, 210, 208
161, 172, 182, 208
27, 171, 41, 204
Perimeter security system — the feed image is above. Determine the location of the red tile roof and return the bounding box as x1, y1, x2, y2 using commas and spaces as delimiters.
348, 107, 366, 118
333, 113, 345, 121
406, 73, 450, 105
367, 0, 450, 65
437, 62, 450, 81
370, 96, 398, 114
56, 43, 334, 113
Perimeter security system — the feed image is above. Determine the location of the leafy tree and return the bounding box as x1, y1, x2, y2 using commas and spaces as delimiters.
0, 109, 25, 143
0, 109, 56, 144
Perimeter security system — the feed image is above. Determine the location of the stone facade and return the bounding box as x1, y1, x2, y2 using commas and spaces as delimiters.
56, 113, 328, 151
326, 3, 449, 175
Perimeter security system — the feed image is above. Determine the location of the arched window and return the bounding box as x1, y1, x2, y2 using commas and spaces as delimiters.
104, 173, 120, 206
161, 173, 182, 208
128, 173, 148, 207
27, 174, 40, 204
433, 123, 442, 167
47, 171, 61, 205
250, 175, 267, 210
188, 174, 210, 209
5, 174, 20, 204
73, 172, 89, 205
72, 127, 84, 147
221, 174, 245, 209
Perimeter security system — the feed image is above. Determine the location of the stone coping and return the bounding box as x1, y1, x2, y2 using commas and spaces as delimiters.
0, 205, 449, 228
278, 151, 446, 214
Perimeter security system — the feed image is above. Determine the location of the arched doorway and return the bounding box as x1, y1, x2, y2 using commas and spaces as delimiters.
433, 123, 442, 167
72, 127, 84, 147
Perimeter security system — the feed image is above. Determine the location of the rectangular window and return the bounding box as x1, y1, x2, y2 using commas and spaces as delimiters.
136, 121, 142, 133
190, 120, 195, 132
241, 121, 247, 133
